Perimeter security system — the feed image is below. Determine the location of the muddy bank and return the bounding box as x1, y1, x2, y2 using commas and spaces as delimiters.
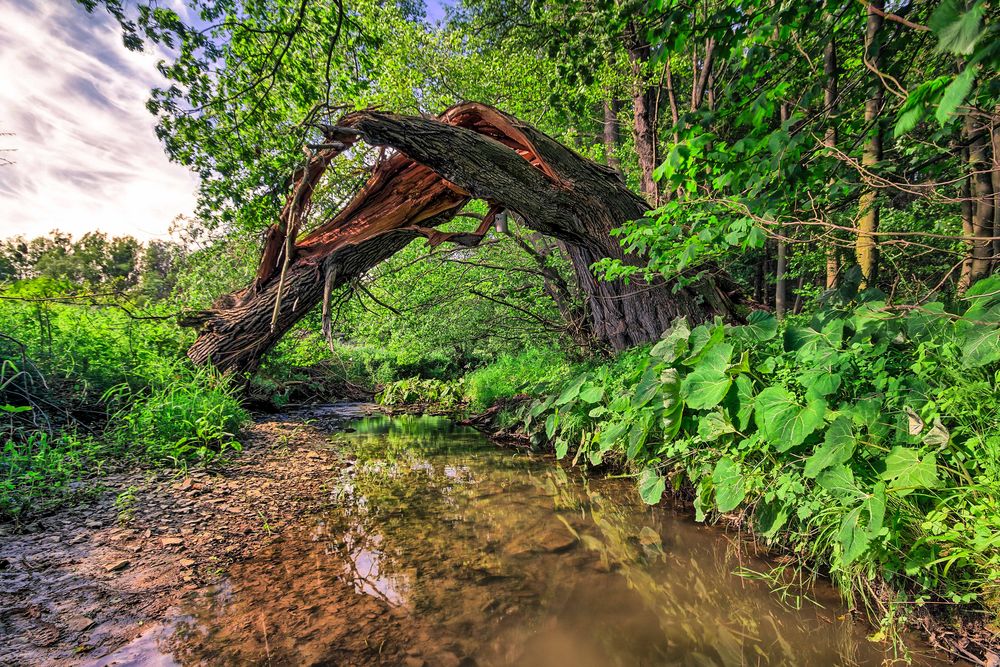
0, 404, 374, 666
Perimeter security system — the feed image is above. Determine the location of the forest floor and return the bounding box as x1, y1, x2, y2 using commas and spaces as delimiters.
0, 404, 455, 667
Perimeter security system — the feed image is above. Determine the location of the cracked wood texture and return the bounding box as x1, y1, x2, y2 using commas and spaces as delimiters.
186, 103, 738, 375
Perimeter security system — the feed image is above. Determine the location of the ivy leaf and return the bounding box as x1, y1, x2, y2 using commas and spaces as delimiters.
804, 416, 856, 478
754, 387, 827, 451
882, 447, 941, 495
712, 457, 746, 512
638, 467, 666, 505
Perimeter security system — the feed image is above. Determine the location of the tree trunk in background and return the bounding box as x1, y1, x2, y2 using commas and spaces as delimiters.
823, 5, 840, 289
623, 22, 659, 204
185, 104, 739, 375
992, 109, 1000, 266
855, 0, 883, 288
603, 99, 621, 174
962, 112, 995, 289
775, 240, 787, 319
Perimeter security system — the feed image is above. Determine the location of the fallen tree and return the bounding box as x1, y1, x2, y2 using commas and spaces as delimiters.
185, 103, 739, 375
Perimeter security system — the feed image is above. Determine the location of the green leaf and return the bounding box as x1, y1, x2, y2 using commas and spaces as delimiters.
797, 369, 842, 399
661, 368, 684, 440
961, 325, 1000, 368
754, 387, 827, 451
756, 500, 790, 539
935, 66, 975, 125
804, 416, 856, 478
638, 468, 666, 505
632, 363, 662, 408
545, 412, 559, 440
712, 457, 746, 512
554, 438, 569, 459
930, 0, 985, 55
817, 464, 859, 499
681, 342, 734, 410
579, 385, 604, 404
683, 322, 724, 366
838, 483, 886, 565
651, 318, 691, 362
882, 447, 941, 495
697, 410, 735, 441
627, 411, 653, 459
732, 310, 777, 343
556, 373, 588, 405
598, 421, 629, 452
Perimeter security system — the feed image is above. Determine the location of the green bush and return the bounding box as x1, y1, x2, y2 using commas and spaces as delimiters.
522, 276, 1000, 623
104, 364, 248, 467
463, 347, 578, 410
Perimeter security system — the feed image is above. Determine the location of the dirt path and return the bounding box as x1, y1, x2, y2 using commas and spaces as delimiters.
0, 404, 389, 666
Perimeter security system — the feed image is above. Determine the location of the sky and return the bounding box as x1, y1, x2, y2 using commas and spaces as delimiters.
0, 0, 199, 242
0, 0, 454, 243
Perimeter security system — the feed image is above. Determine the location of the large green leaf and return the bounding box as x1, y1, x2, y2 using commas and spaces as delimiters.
638, 468, 666, 505
754, 387, 827, 451
697, 410, 735, 442
803, 416, 856, 478
661, 368, 684, 440
545, 411, 559, 440
712, 457, 746, 512
632, 363, 662, 408
816, 464, 859, 499
935, 66, 975, 125
651, 318, 691, 362
556, 373, 588, 405
961, 325, 1000, 368
930, 0, 985, 55
683, 322, 725, 366
732, 311, 777, 343
837, 483, 886, 565
579, 385, 604, 404
681, 342, 734, 410
882, 447, 941, 495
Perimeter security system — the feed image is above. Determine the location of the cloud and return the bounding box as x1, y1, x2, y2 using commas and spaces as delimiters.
0, 0, 199, 241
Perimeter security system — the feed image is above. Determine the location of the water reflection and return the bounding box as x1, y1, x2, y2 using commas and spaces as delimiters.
119, 413, 953, 666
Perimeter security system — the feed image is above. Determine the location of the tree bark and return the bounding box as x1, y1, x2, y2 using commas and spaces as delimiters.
185, 103, 739, 375
824, 4, 840, 289
961, 111, 995, 289
855, 0, 884, 288
623, 22, 659, 204
602, 99, 621, 174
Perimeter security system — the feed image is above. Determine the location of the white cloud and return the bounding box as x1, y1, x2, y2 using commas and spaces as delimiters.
0, 0, 199, 241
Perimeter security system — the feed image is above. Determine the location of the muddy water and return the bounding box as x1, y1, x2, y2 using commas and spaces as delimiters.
103, 413, 952, 666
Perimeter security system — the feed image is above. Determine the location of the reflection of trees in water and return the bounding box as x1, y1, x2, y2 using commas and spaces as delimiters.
160, 417, 900, 667
537, 470, 876, 667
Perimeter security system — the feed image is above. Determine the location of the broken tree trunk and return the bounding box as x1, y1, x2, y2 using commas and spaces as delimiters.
186, 103, 738, 375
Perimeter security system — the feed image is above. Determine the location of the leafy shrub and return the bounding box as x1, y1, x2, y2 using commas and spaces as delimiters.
377, 376, 466, 409
522, 276, 1000, 619
463, 347, 578, 410
104, 364, 247, 466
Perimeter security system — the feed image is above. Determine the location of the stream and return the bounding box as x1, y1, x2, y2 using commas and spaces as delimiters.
98, 409, 954, 666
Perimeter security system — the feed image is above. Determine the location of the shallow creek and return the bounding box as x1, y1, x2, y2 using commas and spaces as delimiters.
100, 411, 956, 666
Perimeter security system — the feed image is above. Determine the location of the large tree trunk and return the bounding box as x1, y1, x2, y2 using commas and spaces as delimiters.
185, 103, 739, 375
